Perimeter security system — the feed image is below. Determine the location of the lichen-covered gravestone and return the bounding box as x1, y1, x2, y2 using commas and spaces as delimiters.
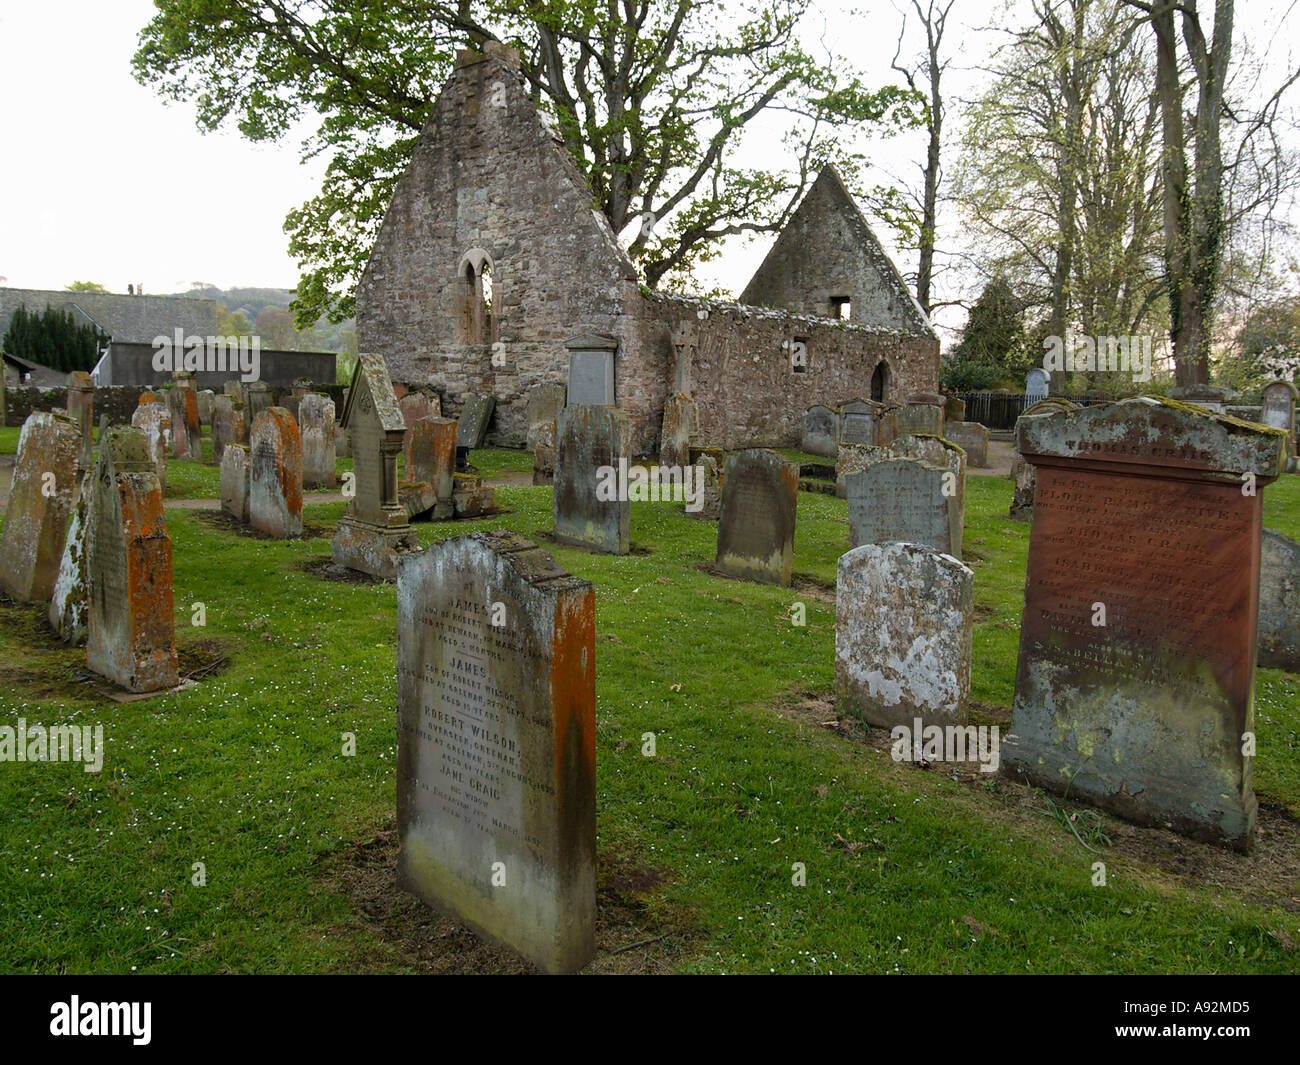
845, 457, 963, 558
396, 530, 596, 974
553, 404, 629, 554
131, 393, 170, 489
837, 434, 965, 501
1258, 529, 1300, 671
836, 542, 973, 728
167, 386, 200, 460
1007, 398, 1078, 522
800, 405, 839, 457
332, 353, 418, 577
219, 444, 250, 523
1260, 380, 1297, 456
457, 393, 496, 449
66, 371, 95, 471
299, 393, 337, 488
688, 450, 724, 521
659, 392, 695, 468
196, 389, 216, 430
1004, 397, 1287, 850
945, 421, 988, 468
210, 394, 243, 465
248, 408, 303, 538
48, 472, 92, 645
526, 382, 566, 485
893, 393, 944, 438
715, 449, 799, 586
85, 425, 178, 693
0, 411, 81, 602
401, 416, 457, 521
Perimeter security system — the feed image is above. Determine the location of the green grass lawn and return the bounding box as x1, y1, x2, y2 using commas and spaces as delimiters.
0, 448, 1297, 974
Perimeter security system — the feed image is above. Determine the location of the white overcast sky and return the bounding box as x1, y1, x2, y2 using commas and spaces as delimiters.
0, 0, 1295, 341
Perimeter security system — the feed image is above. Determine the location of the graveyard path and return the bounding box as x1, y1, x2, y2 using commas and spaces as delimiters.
969, 439, 1015, 478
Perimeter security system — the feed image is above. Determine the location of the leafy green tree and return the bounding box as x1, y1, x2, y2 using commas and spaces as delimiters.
941, 278, 1030, 391
65, 281, 109, 292
2, 304, 107, 372
133, 0, 922, 327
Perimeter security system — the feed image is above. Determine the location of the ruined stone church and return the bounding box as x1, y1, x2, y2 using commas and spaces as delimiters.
357, 42, 939, 456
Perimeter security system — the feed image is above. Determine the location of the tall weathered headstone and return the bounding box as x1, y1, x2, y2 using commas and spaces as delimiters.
210, 394, 243, 465
845, 458, 962, 558
85, 425, 178, 693
526, 381, 566, 485
220, 444, 250, 523
66, 371, 95, 471
714, 449, 799, 586
332, 353, 418, 577
836, 541, 973, 728
1257, 529, 1300, 672
48, 472, 92, 645
396, 530, 596, 974
0, 411, 80, 602
553, 404, 629, 554
131, 393, 170, 490
945, 421, 988, 468
457, 393, 496, 449
399, 391, 440, 464
801, 405, 839, 457
196, 388, 216, 430
1025, 368, 1049, 403
1260, 380, 1297, 455
565, 334, 617, 406
167, 386, 200, 460
300, 393, 337, 488
1004, 398, 1287, 849
659, 392, 695, 468
402, 416, 457, 521
248, 408, 303, 539
242, 381, 273, 432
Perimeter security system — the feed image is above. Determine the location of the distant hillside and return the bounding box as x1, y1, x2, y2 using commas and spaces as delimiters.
176, 285, 356, 356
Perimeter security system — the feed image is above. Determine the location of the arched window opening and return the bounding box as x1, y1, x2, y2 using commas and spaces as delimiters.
870, 360, 890, 403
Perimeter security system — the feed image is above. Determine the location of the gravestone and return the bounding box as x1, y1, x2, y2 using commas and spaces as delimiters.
838, 399, 880, 447
945, 421, 988, 468
893, 394, 944, 438
526, 382, 566, 485
332, 352, 419, 577
1260, 380, 1297, 454
210, 394, 243, 465
565, 334, 617, 406
659, 392, 695, 468
85, 425, 178, 693
402, 416, 457, 521
715, 449, 799, 586
248, 408, 303, 539
48, 473, 91, 645
689, 450, 724, 521
836, 541, 973, 728
219, 444, 250, 523
399, 391, 440, 465
1007, 398, 1078, 522
66, 371, 95, 471
0, 411, 81, 602
553, 404, 629, 554
943, 396, 966, 424
243, 381, 273, 430
457, 393, 496, 449
131, 393, 170, 489
1025, 368, 1050, 403
196, 388, 216, 429
167, 386, 200, 460
800, 405, 839, 457
837, 436, 965, 533
1004, 397, 1287, 849
299, 393, 337, 488
396, 531, 596, 973
1258, 530, 1300, 671
1168, 384, 1234, 414
845, 458, 962, 558
223, 381, 242, 399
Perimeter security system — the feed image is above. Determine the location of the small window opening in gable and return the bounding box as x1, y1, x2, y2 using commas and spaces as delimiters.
829, 296, 851, 320
790, 336, 810, 374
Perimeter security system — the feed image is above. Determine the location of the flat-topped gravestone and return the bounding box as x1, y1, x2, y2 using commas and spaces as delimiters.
1258, 530, 1300, 671
131, 393, 170, 490
299, 393, 337, 488
396, 530, 596, 974
943, 396, 966, 424
845, 458, 962, 557
1005, 397, 1287, 849
403, 416, 458, 521
893, 394, 944, 438
210, 395, 243, 465
801, 405, 840, 457
659, 392, 695, 468
554, 404, 629, 554
715, 449, 799, 586
457, 393, 495, 449
220, 444, 250, 523
248, 408, 303, 538
836, 541, 973, 728
332, 352, 419, 577
242, 381, 273, 431
1168, 384, 1234, 414
399, 391, 439, 461
838, 399, 880, 447
0, 411, 81, 603
565, 334, 617, 406
837, 433, 964, 490
1260, 381, 1297, 453
526, 382, 566, 484
66, 371, 95, 471
85, 425, 178, 693
945, 421, 988, 468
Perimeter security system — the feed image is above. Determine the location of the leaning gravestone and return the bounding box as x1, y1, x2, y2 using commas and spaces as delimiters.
553, 404, 629, 554
1260, 380, 1297, 455
1004, 397, 1287, 849
845, 458, 962, 558
248, 408, 303, 538
85, 425, 178, 693
457, 393, 495, 449
526, 381, 566, 485
396, 530, 596, 974
131, 393, 170, 490
659, 392, 695, 468
219, 444, 250, 523
801, 405, 839, 457
1258, 530, 1300, 671
0, 411, 81, 602
945, 421, 989, 468
66, 371, 95, 471
715, 449, 799, 586
332, 353, 419, 577
299, 393, 337, 488
836, 541, 973, 728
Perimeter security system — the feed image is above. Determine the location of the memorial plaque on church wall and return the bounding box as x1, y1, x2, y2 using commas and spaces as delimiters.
396, 530, 596, 974
714, 449, 799, 586
845, 458, 959, 557
565, 335, 617, 407
554, 404, 629, 554
1005, 397, 1287, 849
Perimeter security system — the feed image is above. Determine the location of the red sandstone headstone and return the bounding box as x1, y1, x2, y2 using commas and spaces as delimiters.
85, 426, 179, 693
405, 416, 457, 519
1004, 397, 1287, 850
248, 408, 303, 538
0, 411, 81, 603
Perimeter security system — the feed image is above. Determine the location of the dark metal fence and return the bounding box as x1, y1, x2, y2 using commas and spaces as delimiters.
951, 392, 1029, 430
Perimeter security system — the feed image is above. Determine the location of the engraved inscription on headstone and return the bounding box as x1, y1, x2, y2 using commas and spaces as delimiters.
714, 449, 799, 586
